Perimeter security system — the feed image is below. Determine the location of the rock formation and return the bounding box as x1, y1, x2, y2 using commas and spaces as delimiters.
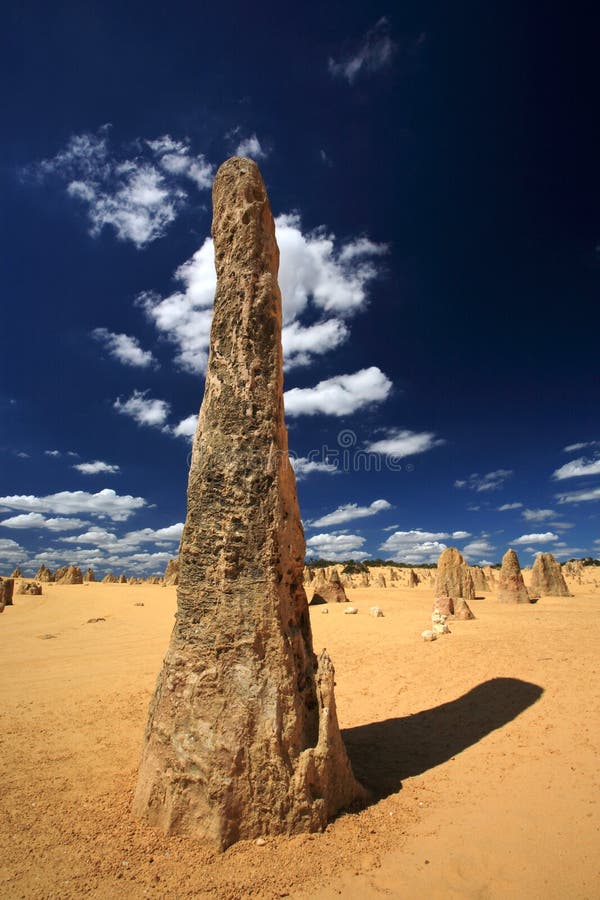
101, 572, 118, 583
133, 157, 363, 849
496, 549, 530, 603
0, 577, 14, 611
433, 595, 475, 620
10, 566, 23, 579
529, 552, 570, 597
376, 573, 387, 588
55, 565, 83, 585
310, 570, 349, 604
163, 557, 179, 586
470, 566, 490, 592
434, 548, 475, 602
18, 581, 42, 595
118, 573, 128, 584
35, 565, 54, 582
84, 568, 96, 582
408, 569, 419, 588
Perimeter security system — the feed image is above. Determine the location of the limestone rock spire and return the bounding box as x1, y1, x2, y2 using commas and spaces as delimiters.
132, 157, 363, 849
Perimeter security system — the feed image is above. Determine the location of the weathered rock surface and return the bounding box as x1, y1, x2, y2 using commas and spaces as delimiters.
496, 549, 530, 603
310, 570, 348, 605
408, 569, 420, 588
35, 565, 54, 582
0, 578, 15, 611
470, 566, 490, 592
18, 581, 42, 595
10, 566, 23, 579
433, 595, 475, 620
84, 568, 96, 582
133, 157, 363, 850
529, 552, 570, 597
163, 557, 179, 586
55, 565, 83, 585
102, 572, 118, 583
434, 548, 475, 601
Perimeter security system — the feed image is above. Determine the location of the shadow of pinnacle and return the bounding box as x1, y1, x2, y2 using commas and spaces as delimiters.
343, 677, 544, 799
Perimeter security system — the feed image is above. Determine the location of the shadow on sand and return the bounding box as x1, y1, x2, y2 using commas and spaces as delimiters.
343, 677, 543, 799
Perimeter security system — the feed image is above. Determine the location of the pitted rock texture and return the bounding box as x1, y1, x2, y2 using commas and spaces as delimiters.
35, 565, 54, 582
496, 549, 530, 603
54, 565, 83, 585
310, 571, 349, 605
529, 552, 570, 598
470, 566, 490, 592
0, 578, 14, 611
18, 581, 42, 596
84, 569, 96, 582
434, 548, 475, 602
163, 557, 179, 586
133, 157, 363, 850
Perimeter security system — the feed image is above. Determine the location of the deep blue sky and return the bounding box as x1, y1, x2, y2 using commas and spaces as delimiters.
1, 1, 598, 575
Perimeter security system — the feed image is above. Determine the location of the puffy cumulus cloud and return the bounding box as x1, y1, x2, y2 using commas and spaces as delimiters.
0, 513, 87, 531
556, 486, 600, 504
282, 319, 349, 370
290, 457, 339, 479
0, 538, 27, 564
141, 213, 387, 374
310, 498, 391, 528
461, 538, 495, 561
234, 134, 268, 160
365, 429, 444, 459
454, 470, 513, 493
25, 127, 214, 247
73, 460, 120, 475
0, 488, 146, 522
113, 390, 170, 428
45, 450, 61, 457
379, 528, 473, 564
60, 522, 183, 552
92, 328, 156, 368
305, 532, 368, 561
284, 367, 392, 417
328, 17, 395, 83
552, 457, 600, 480
521, 508, 555, 522
171, 414, 198, 440
512, 532, 559, 545
498, 502, 523, 511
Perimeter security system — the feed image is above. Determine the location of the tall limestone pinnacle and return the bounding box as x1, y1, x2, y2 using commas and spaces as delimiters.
132, 157, 364, 849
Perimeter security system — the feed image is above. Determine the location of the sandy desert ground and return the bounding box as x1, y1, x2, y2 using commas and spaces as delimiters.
1, 578, 599, 899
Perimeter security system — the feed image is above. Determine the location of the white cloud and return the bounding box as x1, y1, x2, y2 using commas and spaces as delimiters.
290, 457, 339, 479
498, 502, 523, 511
60, 522, 183, 551
513, 532, 559, 545
462, 539, 495, 560
452, 530, 472, 539
282, 319, 349, 370
73, 460, 120, 475
552, 457, 600, 480
234, 134, 268, 160
27, 128, 214, 248
172, 414, 198, 440
556, 486, 600, 504
0, 489, 146, 522
311, 498, 391, 528
141, 212, 387, 374
522, 508, 555, 522
284, 367, 392, 417
0, 513, 87, 531
454, 470, 513, 492
365, 429, 444, 458
92, 328, 156, 368
379, 528, 473, 564
305, 532, 367, 560
0, 538, 27, 564
45, 450, 61, 457
16, 452, 30, 459
563, 440, 600, 453
113, 389, 170, 428
328, 17, 395, 83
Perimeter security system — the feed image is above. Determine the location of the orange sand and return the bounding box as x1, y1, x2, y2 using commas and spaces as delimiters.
1, 580, 599, 899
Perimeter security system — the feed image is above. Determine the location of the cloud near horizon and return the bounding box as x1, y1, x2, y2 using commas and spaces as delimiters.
310, 498, 391, 528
